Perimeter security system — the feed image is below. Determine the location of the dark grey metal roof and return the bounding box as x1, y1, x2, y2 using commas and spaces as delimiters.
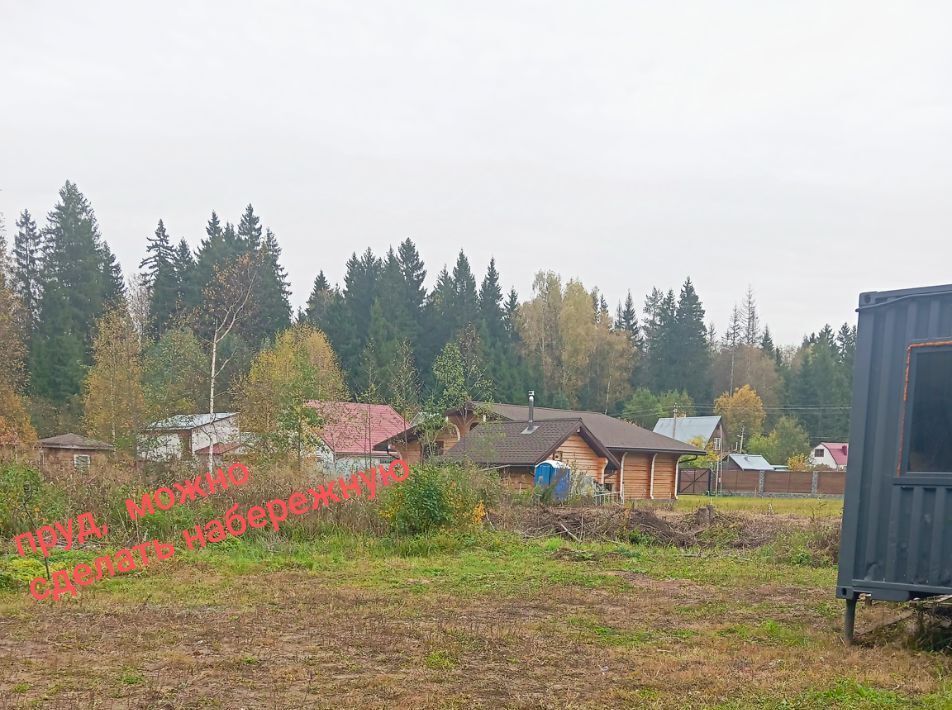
474, 402, 704, 455
440, 418, 619, 468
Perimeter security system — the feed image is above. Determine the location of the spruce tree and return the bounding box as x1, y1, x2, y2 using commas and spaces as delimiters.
237, 204, 263, 249
100, 243, 126, 307
503, 287, 520, 338
364, 249, 414, 389
141, 220, 178, 338
615, 291, 638, 338
760, 326, 775, 356
742, 286, 760, 346
671, 277, 710, 403
396, 237, 427, 326
191, 211, 228, 308
449, 250, 479, 331
420, 265, 455, 377
172, 238, 199, 312
13, 209, 42, 336
478, 258, 505, 340
305, 271, 333, 328
32, 181, 120, 401
330, 248, 381, 386
246, 227, 292, 343
641, 287, 676, 390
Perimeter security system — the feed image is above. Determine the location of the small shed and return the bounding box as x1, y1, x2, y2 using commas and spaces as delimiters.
38, 433, 114, 470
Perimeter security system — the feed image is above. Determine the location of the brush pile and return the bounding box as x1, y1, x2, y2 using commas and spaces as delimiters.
492, 504, 723, 547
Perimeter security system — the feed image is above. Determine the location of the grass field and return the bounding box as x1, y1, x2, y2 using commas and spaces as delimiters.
1, 499, 949, 708
671, 495, 844, 518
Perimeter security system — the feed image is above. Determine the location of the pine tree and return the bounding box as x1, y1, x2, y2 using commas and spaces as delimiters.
12, 209, 42, 336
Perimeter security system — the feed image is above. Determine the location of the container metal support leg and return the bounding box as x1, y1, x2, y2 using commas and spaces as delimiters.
844, 596, 857, 644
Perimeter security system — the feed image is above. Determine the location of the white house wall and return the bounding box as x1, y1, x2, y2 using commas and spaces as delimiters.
190, 418, 240, 456
137, 433, 183, 461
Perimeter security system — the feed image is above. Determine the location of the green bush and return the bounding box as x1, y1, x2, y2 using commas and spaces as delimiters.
0, 556, 48, 589
0, 462, 70, 539
380, 463, 494, 535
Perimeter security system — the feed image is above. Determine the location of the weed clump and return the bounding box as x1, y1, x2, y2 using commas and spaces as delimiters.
380, 463, 496, 535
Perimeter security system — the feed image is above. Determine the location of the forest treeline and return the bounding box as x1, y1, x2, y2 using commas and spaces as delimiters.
0, 182, 855, 461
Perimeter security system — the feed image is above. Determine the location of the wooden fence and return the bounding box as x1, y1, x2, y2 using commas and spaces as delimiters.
678, 468, 845, 497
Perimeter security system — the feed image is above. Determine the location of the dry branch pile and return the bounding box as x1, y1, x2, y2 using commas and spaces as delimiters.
490, 503, 792, 549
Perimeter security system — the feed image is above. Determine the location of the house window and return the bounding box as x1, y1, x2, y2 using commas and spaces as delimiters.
904, 346, 952, 473
73, 454, 91, 471
814, 448, 824, 458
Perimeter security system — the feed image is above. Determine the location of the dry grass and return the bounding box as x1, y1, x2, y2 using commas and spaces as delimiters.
0, 498, 948, 708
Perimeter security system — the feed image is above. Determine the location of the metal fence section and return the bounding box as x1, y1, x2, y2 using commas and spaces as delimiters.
679, 467, 846, 497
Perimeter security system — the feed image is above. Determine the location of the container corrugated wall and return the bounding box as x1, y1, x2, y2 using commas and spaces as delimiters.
838, 284, 952, 602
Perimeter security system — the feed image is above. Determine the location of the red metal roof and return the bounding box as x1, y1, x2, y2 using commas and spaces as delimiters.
306, 402, 410, 455
820, 442, 849, 466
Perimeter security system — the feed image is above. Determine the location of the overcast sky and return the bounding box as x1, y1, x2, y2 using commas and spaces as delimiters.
2, 2, 951, 345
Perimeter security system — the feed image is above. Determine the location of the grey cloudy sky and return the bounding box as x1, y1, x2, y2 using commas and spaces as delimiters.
2, 2, 951, 344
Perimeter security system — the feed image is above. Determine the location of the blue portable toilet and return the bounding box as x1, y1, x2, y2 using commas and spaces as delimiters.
534, 459, 571, 501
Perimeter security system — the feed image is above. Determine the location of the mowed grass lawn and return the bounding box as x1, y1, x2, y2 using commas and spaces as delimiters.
1, 499, 949, 708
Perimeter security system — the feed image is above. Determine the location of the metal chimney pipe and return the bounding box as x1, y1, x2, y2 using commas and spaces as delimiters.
528, 390, 535, 425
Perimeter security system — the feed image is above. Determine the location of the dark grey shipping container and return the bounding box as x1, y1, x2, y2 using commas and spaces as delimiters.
838, 283, 952, 639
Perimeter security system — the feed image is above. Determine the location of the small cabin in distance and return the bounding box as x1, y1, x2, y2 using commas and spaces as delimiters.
38, 433, 114, 471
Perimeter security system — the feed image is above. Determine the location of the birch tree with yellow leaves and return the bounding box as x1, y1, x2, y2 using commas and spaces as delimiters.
83, 306, 146, 453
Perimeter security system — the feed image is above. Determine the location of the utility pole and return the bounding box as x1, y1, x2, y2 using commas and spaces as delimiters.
737, 425, 746, 453
672, 405, 679, 439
